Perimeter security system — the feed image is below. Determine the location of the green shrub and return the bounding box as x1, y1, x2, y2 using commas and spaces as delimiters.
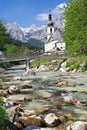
66, 58, 80, 70
66, 55, 87, 71
82, 61, 87, 71
0, 97, 8, 130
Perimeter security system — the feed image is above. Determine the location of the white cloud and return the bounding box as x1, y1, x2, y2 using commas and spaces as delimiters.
36, 3, 66, 21
36, 13, 48, 21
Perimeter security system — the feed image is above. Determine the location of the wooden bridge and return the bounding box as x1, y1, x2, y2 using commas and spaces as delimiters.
0, 52, 44, 63
0, 52, 45, 72
0, 51, 65, 72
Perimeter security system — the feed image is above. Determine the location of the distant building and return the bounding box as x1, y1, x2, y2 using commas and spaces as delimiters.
0, 51, 4, 57
45, 12, 66, 52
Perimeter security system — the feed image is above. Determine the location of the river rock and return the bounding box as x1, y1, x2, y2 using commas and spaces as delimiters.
63, 95, 73, 102
23, 126, 40, 130
59, 68, 66, 72
7, 95, 25, 104
44, 113, 61, 127
20, 88, 33, 94
61, 93, 86, 106
23, 126, 56, 130
19, 80, 33, 89
29, 69, 36, 75
6, 106, 18, 121
14, 121, 23, 129
8, 85, 20, 94
2, 90, 8, 97
13, 76, 22, 80
37, 65, 49, 72
24, 110, 36, 116
23, 69, 35, 76
4, 99, 14, 108
57, 80, 68, 87
61, 93, 74, 102
72, 98, 86, 106
72, 69, 77, 73
0, 67, 5, 73
35, 90, 52, 98
67, 121, 87, 130
19, 115, 43, 127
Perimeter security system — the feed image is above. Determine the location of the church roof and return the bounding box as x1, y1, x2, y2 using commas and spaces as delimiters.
47, 21, 54, 27
47, 30, 64, 43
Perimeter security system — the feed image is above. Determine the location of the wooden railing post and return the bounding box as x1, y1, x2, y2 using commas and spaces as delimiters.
26, 60, 30, 72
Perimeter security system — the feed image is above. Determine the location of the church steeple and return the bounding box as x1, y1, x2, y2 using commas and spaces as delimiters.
47, 10, 54, 27
47, 11, 54, 40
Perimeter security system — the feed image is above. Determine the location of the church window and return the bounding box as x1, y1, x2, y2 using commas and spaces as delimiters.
50, 28, 52, 33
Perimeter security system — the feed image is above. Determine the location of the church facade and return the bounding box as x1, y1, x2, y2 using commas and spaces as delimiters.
45, 12, 66, 52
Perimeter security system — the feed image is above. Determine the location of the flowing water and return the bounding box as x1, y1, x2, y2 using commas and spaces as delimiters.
1, 69, 87, 121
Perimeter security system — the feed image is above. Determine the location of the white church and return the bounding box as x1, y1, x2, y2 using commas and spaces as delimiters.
45, 12, 66, 52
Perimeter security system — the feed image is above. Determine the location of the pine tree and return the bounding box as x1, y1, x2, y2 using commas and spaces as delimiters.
64, 0, 87, 55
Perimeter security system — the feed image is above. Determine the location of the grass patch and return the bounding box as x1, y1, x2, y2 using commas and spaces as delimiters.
30, 55, 59, 68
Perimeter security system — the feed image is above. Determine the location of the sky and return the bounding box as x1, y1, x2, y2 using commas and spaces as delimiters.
0, 0, 67, 28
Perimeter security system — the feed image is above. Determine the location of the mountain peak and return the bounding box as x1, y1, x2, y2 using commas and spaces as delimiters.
57, 3, 67, 9
5, 22, 24, 41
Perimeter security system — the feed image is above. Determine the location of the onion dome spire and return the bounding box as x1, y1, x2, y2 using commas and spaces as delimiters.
47, 10, 54, 27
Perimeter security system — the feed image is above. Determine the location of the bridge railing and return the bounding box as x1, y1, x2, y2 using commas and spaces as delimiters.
0, 51, 44, 62
0, 51, 64, 63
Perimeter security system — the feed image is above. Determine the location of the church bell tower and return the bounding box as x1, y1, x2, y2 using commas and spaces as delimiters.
47, 11, 54, 40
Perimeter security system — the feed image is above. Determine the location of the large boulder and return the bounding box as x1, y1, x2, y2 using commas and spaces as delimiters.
19, 115, 43, 127
44, 113, 61, 127
67, 121, 87, 130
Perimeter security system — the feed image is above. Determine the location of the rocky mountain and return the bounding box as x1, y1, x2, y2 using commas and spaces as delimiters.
21, 24, 47, 42
5, 22, 25, 42
53, 3, 66, 30
5, 3, 65, 44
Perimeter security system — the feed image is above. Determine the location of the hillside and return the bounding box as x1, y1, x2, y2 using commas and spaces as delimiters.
27, 38, 44, 49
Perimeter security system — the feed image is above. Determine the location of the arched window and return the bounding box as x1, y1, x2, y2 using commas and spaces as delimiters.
50, 28, 52, 33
